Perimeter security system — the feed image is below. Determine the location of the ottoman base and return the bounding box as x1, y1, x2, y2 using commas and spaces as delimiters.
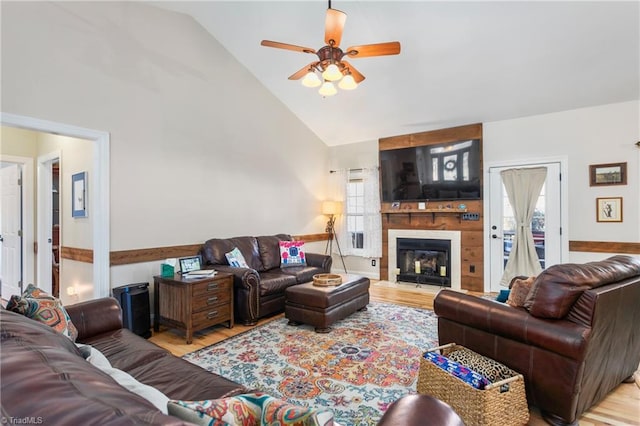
284, 275, 370, 332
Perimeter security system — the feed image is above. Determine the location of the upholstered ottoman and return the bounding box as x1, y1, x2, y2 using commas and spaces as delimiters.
285, 274, 370, 333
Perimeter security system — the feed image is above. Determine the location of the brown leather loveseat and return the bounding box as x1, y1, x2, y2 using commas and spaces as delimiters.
434, 255, 640, 426
1, 297, 249, 424
200, 234, 332, 325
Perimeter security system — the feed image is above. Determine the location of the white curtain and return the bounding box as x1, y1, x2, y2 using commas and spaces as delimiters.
500, 167, 547, 286
329, 167, 382, 258
360, 167, 382, 258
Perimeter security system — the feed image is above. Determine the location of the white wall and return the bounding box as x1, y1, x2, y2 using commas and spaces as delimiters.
484, 100, 639, 261
1, 2, 329, 300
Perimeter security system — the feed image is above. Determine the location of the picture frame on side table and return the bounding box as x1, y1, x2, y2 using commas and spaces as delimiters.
589, 162, 627, 186
596, 197, 622, 222
72, 171, 88, 218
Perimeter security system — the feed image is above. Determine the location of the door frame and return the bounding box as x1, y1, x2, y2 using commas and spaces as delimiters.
36, 151, 61, 293
483, 156, 569, 292
1, 113, 110, 299
0, 155, 35, 289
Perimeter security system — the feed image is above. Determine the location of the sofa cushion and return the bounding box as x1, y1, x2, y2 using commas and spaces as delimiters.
79, 344, 170, 414
524, 256, 640, 319
257, 235, 290, 270
258, 272, 297, 297
280, 265, 327, 283
279, 240, 307, 267
201, 237, 264, 271
6, 285, 78, 341
1, 308, 82, 356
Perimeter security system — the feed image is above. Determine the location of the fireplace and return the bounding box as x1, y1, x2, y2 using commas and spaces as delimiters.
388, 229, 462, 291
397, 238, 451, 286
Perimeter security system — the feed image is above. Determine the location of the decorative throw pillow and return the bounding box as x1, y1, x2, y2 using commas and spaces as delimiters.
224, 247, 249, 268
506, 276, 536, 307
22, 283, 56, 300
168, 392, 334, 426
423, 351, 491, 390
279, 241, 306, 267
6, 285, 78, 341
446, 347, 515, 383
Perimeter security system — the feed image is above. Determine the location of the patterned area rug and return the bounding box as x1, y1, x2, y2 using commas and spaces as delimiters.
183, 302, 439, 426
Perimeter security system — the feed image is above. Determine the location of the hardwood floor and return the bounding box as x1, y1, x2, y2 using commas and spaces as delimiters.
150, 284, 640, 426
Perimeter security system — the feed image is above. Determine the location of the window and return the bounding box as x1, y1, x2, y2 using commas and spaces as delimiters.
346, 170, 364, 250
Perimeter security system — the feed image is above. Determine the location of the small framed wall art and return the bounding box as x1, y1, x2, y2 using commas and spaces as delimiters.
596, 197, 622, 223
589, 162, 627, 186
71, 171, 88, 218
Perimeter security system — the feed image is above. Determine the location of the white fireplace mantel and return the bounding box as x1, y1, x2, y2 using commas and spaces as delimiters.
388, 229, 461, 291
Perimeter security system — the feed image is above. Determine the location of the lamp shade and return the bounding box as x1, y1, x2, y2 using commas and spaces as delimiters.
322, 201, 343, 215
338, 74, 358, 90
322, 63, 343, 82
318, 81, 337, 96
302, 71, 321, 88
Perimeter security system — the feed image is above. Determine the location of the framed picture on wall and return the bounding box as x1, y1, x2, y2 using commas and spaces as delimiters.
589, 162, 627, 186
596, 197, 622, 222
72, 171, 88, 218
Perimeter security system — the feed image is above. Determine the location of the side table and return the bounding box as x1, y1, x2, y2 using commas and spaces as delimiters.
153, 272, 234, 344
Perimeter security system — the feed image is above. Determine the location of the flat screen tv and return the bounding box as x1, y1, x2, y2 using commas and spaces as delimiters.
379, 139, 482, 202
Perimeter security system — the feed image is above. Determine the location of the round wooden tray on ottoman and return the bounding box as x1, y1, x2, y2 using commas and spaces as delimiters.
312, 273, 342, 287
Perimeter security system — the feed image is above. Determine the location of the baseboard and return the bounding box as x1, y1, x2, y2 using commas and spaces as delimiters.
331, 268, 379, 280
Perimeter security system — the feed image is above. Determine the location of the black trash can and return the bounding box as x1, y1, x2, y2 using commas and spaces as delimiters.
112, 282, 151, 339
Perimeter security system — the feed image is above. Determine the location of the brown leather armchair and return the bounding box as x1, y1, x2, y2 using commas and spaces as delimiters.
434, 255, 640, 426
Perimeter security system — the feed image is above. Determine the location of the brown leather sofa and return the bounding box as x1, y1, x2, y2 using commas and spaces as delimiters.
434, 255, 640, 426
1, 297, 249, 424
200, 234, 332, 325
2, 295, 431, 425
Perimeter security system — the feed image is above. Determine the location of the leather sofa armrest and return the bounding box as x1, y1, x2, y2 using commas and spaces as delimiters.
66, 297, 123, 342
434, 290, 589, 360
213, 265, 261, 325
305, 252, 332, 272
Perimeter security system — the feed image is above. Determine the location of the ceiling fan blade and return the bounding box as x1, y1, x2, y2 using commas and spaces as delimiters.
288, 62, 319, 80
341, 61, 365, 83
324, 8, 347, 47
345, 41, 401, 58
261, 40, 316, 54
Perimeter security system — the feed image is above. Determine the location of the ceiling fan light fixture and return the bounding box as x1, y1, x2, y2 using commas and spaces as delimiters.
319, 81, 337, 96
338, 74, 357, 90
301, 70, 321, 88
322, 63, 343, 81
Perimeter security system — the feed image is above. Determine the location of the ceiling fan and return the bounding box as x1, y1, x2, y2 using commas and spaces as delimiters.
260, 1, 401, 96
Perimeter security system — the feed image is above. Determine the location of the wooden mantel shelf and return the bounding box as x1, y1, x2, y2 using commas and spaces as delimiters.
382, 208, 469, 224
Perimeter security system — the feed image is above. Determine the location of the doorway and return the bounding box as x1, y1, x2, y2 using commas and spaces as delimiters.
486, 159, 568, 292
0, 113, 110, 300
36, 152, 61, 296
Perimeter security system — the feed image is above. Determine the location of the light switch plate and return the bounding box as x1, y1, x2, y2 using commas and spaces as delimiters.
418, 202, 426, 210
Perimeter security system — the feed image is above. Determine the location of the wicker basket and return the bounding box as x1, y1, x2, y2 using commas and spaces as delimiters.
312, 273, 342, 287
417, 343, 529, 426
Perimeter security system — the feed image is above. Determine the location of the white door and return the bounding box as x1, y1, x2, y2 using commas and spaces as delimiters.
488, 161, 563, 292
1, 163, 23, 298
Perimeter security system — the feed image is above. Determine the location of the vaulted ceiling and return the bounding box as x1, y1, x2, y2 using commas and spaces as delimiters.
154, 1, 639, 146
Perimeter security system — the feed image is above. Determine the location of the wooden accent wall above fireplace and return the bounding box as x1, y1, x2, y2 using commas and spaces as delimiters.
379, 123, 484, 292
